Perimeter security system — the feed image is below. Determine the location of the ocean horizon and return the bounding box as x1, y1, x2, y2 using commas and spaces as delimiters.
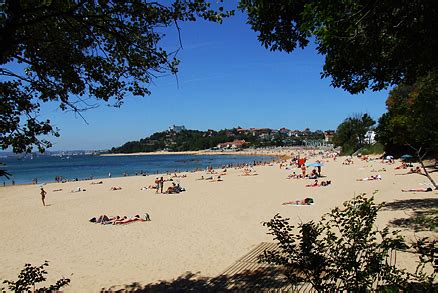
0, 154, 275, 185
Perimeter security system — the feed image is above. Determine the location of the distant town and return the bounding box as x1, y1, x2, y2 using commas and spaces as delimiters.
110, 125, 341, 154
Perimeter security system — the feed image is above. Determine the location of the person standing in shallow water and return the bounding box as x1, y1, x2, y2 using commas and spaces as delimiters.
40, 187, 47, 206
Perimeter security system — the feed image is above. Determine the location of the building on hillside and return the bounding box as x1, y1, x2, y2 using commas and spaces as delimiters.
169, 125, 186, 133
259, 133, 272, 141
250, 128, 272, 136
236, 127, 248, 134
217, 139, 246, 149
303, 128, 311, 136
278, 128, 290, 135
288, 130, 301, 137
365, 130, 376, 144
324, 130, 335, 142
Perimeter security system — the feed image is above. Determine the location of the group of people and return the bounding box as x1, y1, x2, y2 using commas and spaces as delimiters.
164, 182, 186, 194
152, 177, 186, 194
89, 214, 151, 225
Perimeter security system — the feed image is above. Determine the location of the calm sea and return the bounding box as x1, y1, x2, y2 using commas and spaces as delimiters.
0, 154, 274, 185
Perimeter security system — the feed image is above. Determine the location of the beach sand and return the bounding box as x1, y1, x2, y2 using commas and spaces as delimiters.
0, 151, 436, 292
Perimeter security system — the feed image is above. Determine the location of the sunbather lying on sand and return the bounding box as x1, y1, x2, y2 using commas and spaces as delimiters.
209, 176, 223, 182
306, 180, 319, 187
305, 180, 331, 187
357, 175, 382, 181
90, 214, 151, 224
89, 215, 116, 224
396, 167, 422, 175
402, 187, 435, 192
110, 186, 122, 190
91, 181, 103, 184
282, 197, 314, 206
320, 180, 331, 186
164, 183, 186, 194
395, 163, 408, 169
113, 215, 146, 225
71, 187, 85, 192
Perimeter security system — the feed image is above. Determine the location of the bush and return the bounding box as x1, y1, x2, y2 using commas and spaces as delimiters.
2, 261, 70, 292
359, 142, 385, 155
260, 194, 438, 291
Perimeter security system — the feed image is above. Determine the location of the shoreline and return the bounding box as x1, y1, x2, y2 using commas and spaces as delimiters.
99, 147, 307, 159
1, 150, 283, 187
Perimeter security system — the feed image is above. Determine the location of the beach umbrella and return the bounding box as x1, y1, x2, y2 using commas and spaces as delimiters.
400, 154, 413, 161
305, 162, 324, 167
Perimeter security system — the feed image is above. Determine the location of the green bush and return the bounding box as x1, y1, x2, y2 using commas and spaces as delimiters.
2, 261, 70, 292
359, 143, 385, 155
260, 194, 437, 291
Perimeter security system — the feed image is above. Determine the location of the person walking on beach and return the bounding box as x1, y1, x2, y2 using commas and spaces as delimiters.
160, 176, 164, 193
40, 187, 47, 206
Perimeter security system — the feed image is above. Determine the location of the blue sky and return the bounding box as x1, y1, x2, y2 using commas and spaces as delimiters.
34, 9, 389, 151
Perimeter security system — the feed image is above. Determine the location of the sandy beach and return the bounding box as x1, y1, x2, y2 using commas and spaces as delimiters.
0, 150, 436, 292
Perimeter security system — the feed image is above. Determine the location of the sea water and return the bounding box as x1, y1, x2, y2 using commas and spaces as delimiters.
0, 154, 274, 185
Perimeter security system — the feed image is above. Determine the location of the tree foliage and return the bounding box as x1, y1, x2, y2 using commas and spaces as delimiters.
261, 194, 437, 291
2, 261, 71, 292
239, 0, 438, 94
375, 72, 438, 157
0, 0, 233, 153
332, 113, 375, 155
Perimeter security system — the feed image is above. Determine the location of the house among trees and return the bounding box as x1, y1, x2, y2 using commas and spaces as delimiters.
364, 130, 376, 144
324, 130, 335, 142
278, 128, 290, 135
217, 139, 246, 149
250, 128, 271, 136
236, 127, 248, 134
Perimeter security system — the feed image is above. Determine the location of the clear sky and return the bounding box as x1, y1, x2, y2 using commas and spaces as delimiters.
35, 9, 389, 151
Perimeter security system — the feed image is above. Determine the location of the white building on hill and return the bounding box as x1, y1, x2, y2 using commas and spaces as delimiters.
169, 125, 186, 133
365, 130, 376, 144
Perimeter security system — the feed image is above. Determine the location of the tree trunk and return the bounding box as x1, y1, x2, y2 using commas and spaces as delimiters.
411, 145, 437, 189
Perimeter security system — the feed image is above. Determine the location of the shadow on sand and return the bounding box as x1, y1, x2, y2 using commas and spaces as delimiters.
101, 267, 297, 292
383, 198, 438, 231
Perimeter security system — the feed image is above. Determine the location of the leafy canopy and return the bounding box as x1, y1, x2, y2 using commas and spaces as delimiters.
375, 72, 438, 157
332, 113, 375, 155
239, 0, 438, 94
0, 0, 233, 153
